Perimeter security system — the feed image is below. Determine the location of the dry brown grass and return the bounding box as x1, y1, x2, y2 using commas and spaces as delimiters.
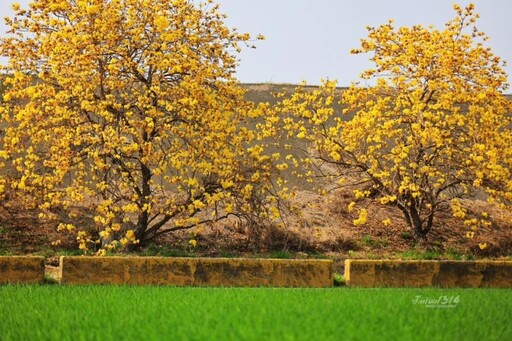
1, 188, 511, 261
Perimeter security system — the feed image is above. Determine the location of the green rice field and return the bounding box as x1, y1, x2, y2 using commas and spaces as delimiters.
0, 286, 510, 340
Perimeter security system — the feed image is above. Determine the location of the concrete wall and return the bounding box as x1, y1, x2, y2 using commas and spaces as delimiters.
60, 256, 333, 287
345, 260, 512, 288
0, 256, 45, 284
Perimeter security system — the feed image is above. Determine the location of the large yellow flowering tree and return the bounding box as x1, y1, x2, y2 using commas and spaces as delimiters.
0, 0, 275, 252
266, 4, 512, 240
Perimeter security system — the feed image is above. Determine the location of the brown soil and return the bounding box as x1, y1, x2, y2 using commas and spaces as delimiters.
2, 189, 511, 270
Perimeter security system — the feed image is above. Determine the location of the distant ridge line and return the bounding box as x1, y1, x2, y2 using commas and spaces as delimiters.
239, 83, 512, 98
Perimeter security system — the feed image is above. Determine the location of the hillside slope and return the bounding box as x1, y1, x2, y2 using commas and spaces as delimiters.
0, 83, 511, 259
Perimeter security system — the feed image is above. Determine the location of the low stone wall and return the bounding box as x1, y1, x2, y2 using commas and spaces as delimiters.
60, 256, 333, 287
0, 256, 45, 284
344, 260, 512, 288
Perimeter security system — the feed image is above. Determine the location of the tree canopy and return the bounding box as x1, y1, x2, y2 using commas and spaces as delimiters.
264, 4, 512, 240
1, 2, 510, 254
0, 0, 275, 253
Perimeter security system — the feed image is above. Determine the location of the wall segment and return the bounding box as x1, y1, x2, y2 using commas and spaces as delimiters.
0, 256, 45, 284
345, 260, 512, 287
60, 256, 333, 287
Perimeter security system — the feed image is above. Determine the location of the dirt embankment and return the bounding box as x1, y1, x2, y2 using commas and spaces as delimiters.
1, 188, 511, 264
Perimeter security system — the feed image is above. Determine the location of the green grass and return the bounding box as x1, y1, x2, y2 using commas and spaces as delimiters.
400, 248, 475, 261
0, 226, 13, 255
401, 248, 442, 260
0, 286, 510, 341
360, 234, 389, 249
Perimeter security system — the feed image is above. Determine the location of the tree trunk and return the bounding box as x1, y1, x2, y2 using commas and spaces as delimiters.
397, 201, 432, 242
135, 157, 152, 241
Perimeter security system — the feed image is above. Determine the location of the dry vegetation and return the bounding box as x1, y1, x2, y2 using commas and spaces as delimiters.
1, 186, 511, 263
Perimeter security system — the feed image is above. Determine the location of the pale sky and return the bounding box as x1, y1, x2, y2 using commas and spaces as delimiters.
1, 0, 511, 87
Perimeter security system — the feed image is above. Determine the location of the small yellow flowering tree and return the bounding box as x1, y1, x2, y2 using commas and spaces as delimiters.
0, 0, 274, 252
267, 4, 512, 240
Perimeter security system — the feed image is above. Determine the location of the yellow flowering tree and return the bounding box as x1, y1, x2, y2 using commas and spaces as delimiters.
267, 4, 512, 240
0, 0, 274, 252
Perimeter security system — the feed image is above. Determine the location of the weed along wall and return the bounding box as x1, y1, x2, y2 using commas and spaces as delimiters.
344, 260, 512, 288
0, 256, 45, 284
59, 257, 334, 287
